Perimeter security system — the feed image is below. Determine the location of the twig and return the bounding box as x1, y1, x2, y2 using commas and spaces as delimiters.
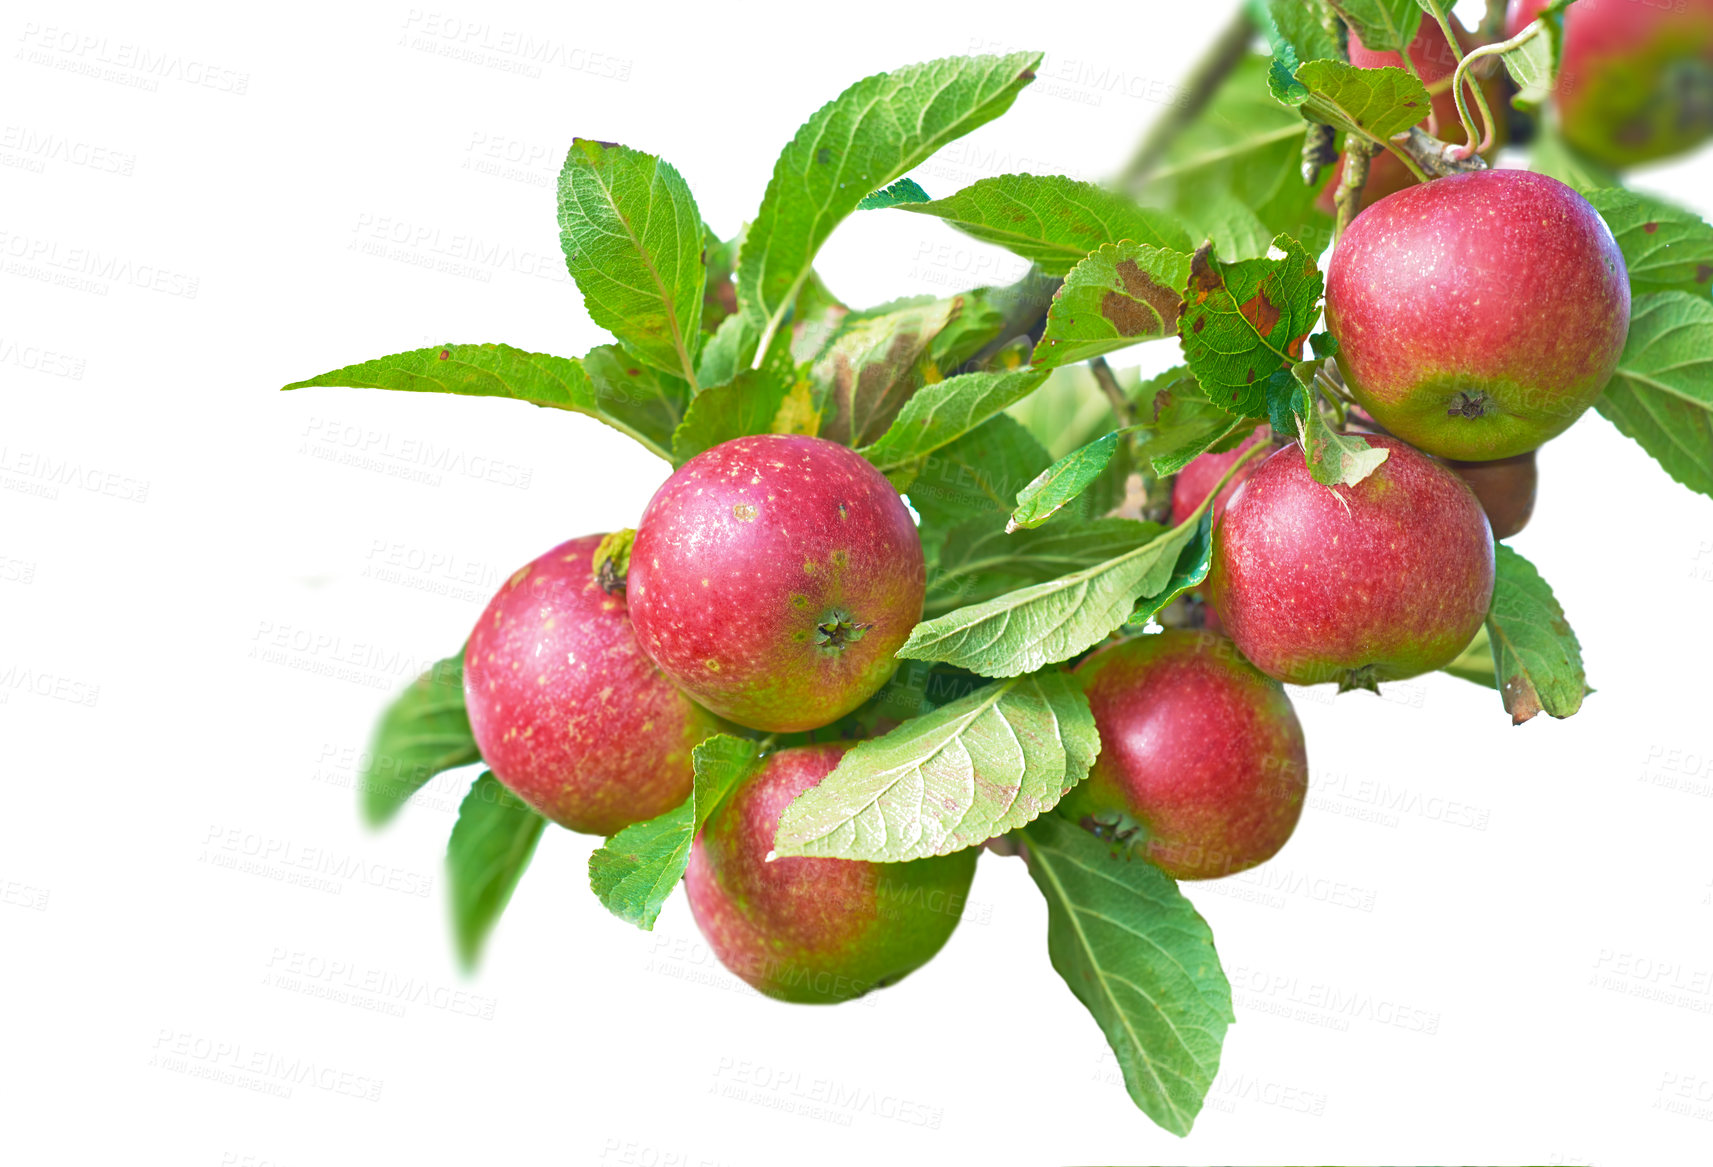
1333, 138, 1381, 241
1118, 8, 1256, 193
1088, 357, 1134, 428
1389, 124, 1489, 179
1301, 123, 1338, 186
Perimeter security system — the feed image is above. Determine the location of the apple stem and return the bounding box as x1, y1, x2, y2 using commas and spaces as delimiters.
1447, 17, 1543, 160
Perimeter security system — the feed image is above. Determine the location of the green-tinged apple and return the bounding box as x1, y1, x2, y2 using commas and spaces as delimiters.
685, 744, 977, 1003
1210, 437, 1495, 688
1058, 630, 1308, 880
627, 434, 926, 733
1510, 0, 1713, 166
463, 535, 723, 835
1325, 169, 1629, 461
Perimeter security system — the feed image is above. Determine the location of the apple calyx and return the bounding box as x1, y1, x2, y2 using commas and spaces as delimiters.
813, 608, 872, 651
1079, 809, 1149, 851
1446, 390, 1495, 420
592, 528, 637, 594
1338, 664, 1384, 694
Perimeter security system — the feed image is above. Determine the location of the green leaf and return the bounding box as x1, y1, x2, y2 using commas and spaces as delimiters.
813, 297, 960, 446
906, 414, 1052, 538
772, 671, 1098, 862
1441, 625, 1497, 689
737, 53, 1042, 348
587, 734, 762, 930
1008, 431, 1122, 531
1287, 61, 1432, 142
1269, 361, 1389, 488
897, 174, 1192, 278
899, 520, 1198, 677
557, 139, 706, 384
1133, 366, 1250, 476
283, 342, 686, 463
1298, 403, 1388, 487
857, 177, 932, 209
1259, 0, 1346, 103
1033, 242, 1194, 369
671, 327, 802, 464
1485, 545, 1587, 724
1495, 0, 1574, 107
1022, 814, 1232, 1137
447, 773, 547, 969
860, 368, 1052, 476
360, 655, 479, 827
1585, 189, 1713, 299
1598, 292, 1713, 499
1328, 0, 1424, 56
1177, 235, 1324, 418
927, 517, 1157, 618
1125, 512, 1215, 628
1141, 56, 1332, 249
696, 313, 762, 388
1193, 195, 1282, 261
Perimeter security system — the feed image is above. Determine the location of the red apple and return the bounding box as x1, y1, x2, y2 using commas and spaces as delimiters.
1325, 169, 1630, 461
1446, 450, 1538, 540
1169, 426, 1270, 528
627, 434, 926, 733
685, 744, 978, 1003
1059, 630, 1308, 880
1510, 0, 1713, 166
1209, 437, 1495, 688
464, 535, 723, 835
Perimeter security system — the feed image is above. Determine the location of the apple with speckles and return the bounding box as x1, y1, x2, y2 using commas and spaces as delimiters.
1325, 169, 1629, 461
685, 743, 977, 1003
626, 434, 926, 733
1057, 629, 1308, 880
463, 535, 723, 835
1210, 436, 1495, 688
1510, 0, 1713, 167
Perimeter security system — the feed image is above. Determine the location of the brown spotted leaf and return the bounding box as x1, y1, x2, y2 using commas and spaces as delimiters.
811, 297, 961, 445
1485, 545, 1587, 725
1032, 241, 1194, 370
1177, 234, 1323, 418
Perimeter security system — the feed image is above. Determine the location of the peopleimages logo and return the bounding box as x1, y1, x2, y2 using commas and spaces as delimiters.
0, 125, 136, 176
0, 230, 199, 298
0, 446, 150, 503
15, 23, 251, 94
149, 1029, 382, 1101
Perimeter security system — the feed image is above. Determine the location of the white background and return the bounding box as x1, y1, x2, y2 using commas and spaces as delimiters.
5, 1, 1713, 1163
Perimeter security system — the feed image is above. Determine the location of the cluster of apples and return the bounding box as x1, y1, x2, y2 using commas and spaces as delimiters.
450, 5, 1672, 1005
458, 170, 1630, 1006
462, 435, 974, 1004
